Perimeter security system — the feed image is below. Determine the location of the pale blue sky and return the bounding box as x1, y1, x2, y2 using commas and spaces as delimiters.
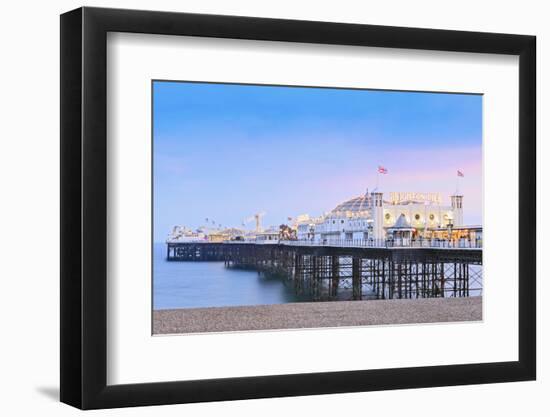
153, 81, 482, 242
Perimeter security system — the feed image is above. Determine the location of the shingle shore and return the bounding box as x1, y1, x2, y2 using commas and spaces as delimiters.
153, 296, 482, 334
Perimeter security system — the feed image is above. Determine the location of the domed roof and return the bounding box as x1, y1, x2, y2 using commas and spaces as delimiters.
332, 194, 371, 213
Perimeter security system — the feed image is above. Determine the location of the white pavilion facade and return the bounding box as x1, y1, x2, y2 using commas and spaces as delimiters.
296, 189, 468, 245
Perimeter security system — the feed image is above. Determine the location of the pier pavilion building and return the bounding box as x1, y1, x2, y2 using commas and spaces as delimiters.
297, 190, 466, 244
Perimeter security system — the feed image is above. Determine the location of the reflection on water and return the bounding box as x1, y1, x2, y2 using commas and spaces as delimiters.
153, 243, 310, 309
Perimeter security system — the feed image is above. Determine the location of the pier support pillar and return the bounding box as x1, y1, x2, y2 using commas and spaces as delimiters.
352, 256, 362, 300
331, 255, 339, 297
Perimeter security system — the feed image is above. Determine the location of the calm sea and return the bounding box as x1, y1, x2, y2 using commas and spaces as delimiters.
153, 242, 310, 309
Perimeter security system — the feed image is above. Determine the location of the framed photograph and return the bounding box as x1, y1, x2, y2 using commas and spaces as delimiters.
60, 6, 536, 409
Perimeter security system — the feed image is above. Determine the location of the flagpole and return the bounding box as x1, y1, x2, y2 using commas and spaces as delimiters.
456, 170, 464, 194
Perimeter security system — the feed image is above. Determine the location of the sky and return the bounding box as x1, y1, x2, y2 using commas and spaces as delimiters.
153, 81, 482, 242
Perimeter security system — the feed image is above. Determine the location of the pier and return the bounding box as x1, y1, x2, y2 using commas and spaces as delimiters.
166, 242, 482, 301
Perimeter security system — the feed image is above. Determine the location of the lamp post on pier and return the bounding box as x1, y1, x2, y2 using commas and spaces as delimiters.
447, 220, 454, 247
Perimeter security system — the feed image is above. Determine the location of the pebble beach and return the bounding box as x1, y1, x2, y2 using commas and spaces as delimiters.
153, 296, 482, 334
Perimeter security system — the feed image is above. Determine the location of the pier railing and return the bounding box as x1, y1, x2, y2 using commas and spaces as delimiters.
169, 238, 482, 249
278, 238, 482, 249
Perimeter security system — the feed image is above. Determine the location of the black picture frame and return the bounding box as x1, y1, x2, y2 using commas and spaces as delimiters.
60, 6, 536, 410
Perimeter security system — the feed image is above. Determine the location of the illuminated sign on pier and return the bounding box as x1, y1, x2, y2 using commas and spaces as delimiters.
389, 192, 442, 205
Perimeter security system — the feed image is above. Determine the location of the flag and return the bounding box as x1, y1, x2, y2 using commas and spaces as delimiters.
457, 170, 464, 177
378, 165, 388, 174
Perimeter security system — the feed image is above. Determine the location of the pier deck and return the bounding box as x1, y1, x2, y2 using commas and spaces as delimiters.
166, 242, 482, 301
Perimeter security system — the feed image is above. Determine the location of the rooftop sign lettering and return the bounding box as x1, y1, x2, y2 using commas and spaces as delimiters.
389, 192, 442, 205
